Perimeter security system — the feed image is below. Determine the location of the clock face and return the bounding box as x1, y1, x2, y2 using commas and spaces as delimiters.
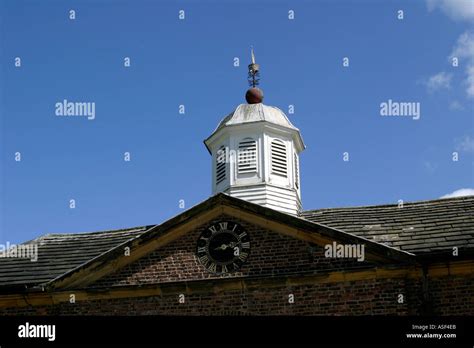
196, 221, 250, 274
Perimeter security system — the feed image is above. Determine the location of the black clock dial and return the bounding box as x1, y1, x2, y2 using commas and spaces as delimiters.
196, 221, 250, 274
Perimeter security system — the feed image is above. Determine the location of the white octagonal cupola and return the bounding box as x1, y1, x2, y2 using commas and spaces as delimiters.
204, 53, 305, 215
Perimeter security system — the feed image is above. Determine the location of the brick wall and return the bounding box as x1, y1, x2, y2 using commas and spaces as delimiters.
427, 276, 474, 315
92, 215, 378, 288
1, 275, 472, 316
0, 278, 409, 315
0, 215, 472, 316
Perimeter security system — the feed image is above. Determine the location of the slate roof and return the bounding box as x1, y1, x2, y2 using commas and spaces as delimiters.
0, 194, 472, 291
301, 195, 474, 255
0, 226, 150, 289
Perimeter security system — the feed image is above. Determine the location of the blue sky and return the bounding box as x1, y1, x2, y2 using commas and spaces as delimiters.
1, 0, 473, 243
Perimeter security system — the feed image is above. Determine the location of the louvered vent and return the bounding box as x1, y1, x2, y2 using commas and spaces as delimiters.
216, 146, 227, 184
294, 153, 299, 189
271, 140, 287, 177
238, 138, 257, 174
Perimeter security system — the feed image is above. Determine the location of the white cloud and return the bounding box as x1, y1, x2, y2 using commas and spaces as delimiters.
449, 100, 464, 110
450, 31, 474, 98
426, 0, 474, 98
466, 65, 474, 97
423, 160, 438, 173
427, 0, 474, 21
425, 71, 452, 92
453, 31, 474, 66
455, 135, 474, 153
441, 188, 474, 198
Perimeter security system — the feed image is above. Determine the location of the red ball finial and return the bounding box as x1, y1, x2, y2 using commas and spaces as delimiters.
245, 87, 263, 104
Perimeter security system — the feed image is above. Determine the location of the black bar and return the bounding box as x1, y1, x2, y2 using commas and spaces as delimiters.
0, 316, 473, 346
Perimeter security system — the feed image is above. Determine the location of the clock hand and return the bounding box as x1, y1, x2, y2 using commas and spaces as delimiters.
214, 242, 238, 251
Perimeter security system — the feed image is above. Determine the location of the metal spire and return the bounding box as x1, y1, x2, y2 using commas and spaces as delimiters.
248, 47, 260, 88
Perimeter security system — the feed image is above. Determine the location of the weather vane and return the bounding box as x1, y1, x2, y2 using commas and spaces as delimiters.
248, 47, 260, 88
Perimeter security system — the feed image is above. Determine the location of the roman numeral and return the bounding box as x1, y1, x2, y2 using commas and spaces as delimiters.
199, 255, 209, 264
241, 242, 250, 249
197, 247, 206, 254
219, 222, 228, 231
232, 224, 238, 232
239, 232, 247, 239
208, 225, 218, 234
238, 252, 248, 261
222, 265, 228, 273
208, 263, 217, 273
